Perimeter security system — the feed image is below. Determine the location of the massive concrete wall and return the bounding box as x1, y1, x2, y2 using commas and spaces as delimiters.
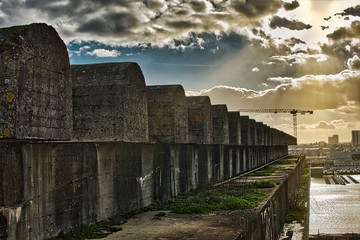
72, 63, 148, 142
0, 23, 298, 240
0, 142, 289, 240
147, 85, 188, 143
0, 23, 72, 140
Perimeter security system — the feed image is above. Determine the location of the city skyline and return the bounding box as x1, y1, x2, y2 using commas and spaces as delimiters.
1, 0, 359, 143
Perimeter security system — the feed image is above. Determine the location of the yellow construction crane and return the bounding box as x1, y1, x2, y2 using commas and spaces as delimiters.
239, 109, 313, 138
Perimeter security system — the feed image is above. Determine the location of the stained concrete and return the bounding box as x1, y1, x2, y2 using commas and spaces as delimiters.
228, 111, 241, 145
0, 23, 72, 140
187, 96, 213, 144
211, 104, 229, 144
147, 85, 188, 143
72, 63, 149, 142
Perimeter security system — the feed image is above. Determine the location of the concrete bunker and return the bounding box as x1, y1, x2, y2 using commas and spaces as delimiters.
240, 116, 250, 145
211, 104, 229, 144
187, 96, 213, 144
0, 23, 299, 240
0, 23, 72, 140
72, 62, 149, 142
147, 85, 188, 143
228, 111, 241, 145
256, 122, 265, 145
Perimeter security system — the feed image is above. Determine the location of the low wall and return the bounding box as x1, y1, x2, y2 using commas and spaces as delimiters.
0, 141, 288, 240
237, 156, 306, 239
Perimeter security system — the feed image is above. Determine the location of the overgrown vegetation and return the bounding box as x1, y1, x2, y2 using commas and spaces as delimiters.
51, 220, 124, 240
277, 157, 299, 165
157, 184, 271, 214
249, 165, 285, 176
249, 180, 276, 189
250, 156, 300, 176
285, 163, 310, 223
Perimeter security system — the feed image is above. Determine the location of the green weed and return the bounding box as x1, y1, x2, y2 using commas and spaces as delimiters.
158, 185, 269, 214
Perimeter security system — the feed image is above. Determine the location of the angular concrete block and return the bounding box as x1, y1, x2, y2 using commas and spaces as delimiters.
228, 111, 241, 145
187, 96, 212, 144
72, 62, 149, 142
147, 85, 188, 143
211, 104, 229, 144
0, 23, 72, 140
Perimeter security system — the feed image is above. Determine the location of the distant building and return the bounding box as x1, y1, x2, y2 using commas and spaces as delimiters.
328, 134, 339, 145
352, 130, 360, 147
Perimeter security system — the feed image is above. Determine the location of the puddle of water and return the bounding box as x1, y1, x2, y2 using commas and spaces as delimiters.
309, 175, 360, 235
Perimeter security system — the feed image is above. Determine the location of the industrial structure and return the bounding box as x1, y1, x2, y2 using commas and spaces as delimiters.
328, 134, 339, 145
352, 130, 360, 147
0, 23, 298, 240
239, 109, 313, 138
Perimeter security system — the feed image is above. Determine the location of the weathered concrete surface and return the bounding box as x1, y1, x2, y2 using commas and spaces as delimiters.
147, 85, 188, 143
0, 23, 72, 140
228, 111, 241, 145
187, 96, 212, 144
211, 104, 229, 144
72, 62, 149, 142
249, 119, 256, 145
0, 144, 23, 206
256, 122, 264, 145
240, 116, 250, 145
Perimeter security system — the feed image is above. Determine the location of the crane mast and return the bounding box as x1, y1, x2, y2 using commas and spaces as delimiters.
239, 109, 313, 138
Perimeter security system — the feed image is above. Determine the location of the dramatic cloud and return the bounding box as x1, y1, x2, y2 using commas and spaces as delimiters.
231, 0, 282, 18
335, 5, 360, 17
267, 53, 327, 66
0, 0, 285, 45
186, 70, 360, 113
77, 12, 139, 35
269, 16, 312, 31
283, 1, 300, 11
321, 40, 360, 69
327, 21, 360, 41
347, 55, 360, 70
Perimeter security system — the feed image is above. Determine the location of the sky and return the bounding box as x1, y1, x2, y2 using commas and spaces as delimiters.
1, 0, 360, 144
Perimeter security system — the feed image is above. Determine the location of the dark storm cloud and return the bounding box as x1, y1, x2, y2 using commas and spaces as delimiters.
285, 37, 305, 47
321, 40, 360, 71
231, 0, 282, 18
77, 12, 139, 34
0, 0, 285, 45
327, 21, 360, 41
283, 1, 300, 11
347, 55, 360, 70
166, 20, 201, 29
269, 16, 312, 30
335, 5, 360, 17
191, 0, 208, 13
25, 0, 130, 17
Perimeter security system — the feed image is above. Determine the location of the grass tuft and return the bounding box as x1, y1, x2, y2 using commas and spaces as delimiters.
157, 185, 269, 214
50, 220, 123, 240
